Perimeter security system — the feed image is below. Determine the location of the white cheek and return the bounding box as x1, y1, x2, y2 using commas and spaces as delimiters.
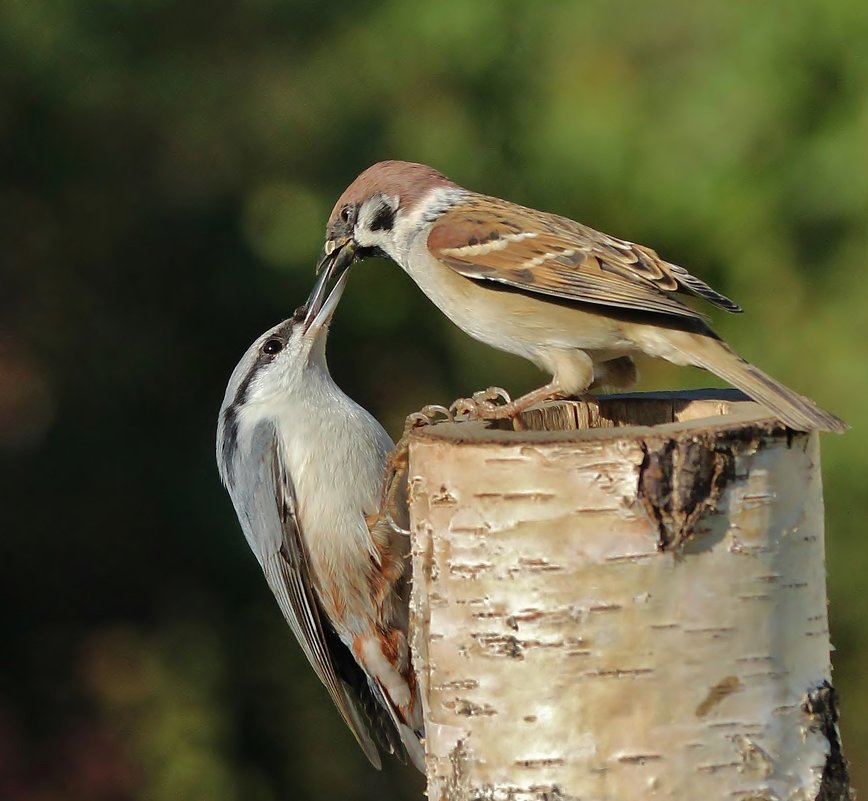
353, 195, 400, 251
355, 186, 469, 264
354, 225, 392, 250
389, 186, 468, 263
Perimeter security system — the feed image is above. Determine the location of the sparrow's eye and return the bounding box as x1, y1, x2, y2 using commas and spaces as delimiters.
339, 204, 355, 225
262, 338, 283, 355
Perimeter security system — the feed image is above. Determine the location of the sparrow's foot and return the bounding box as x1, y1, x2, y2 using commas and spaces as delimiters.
383, 405, 454, 536
400, 404, 453, 437
450, 383, 564, 421
449, 387, 511, 420
472, 386, 512, 406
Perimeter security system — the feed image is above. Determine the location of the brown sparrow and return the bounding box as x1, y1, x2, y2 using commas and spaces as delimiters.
316, 160, 845, 432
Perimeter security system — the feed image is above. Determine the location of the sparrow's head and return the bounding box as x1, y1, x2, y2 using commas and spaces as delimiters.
317, 160, 456, 282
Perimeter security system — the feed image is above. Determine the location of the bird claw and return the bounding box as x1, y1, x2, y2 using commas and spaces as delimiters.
472, 386, 512, 406
450, 397, 497, 420
401, 404, 453, 436
384, 504, 411, 538
450, 387, 513, 420
384, 404, 454, 536
448, 397, 479, 420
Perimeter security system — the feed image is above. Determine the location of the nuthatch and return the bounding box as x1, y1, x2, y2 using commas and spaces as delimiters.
316, 160, 845, 432
216, 264, 424, 771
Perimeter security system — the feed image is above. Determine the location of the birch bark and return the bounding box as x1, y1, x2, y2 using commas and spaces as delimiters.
406, 391, 850, 801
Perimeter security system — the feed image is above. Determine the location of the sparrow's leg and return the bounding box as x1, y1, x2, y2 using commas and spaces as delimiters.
382, 405, 453, 535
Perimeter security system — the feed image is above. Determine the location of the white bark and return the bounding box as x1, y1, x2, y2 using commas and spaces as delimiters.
406, 391, 850, 801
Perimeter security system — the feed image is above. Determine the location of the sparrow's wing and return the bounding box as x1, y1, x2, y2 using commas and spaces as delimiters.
227, 420, 384, 769
428, 196, 741, 319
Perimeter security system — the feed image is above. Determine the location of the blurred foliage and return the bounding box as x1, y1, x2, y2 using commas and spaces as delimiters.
1, 0, 866, 797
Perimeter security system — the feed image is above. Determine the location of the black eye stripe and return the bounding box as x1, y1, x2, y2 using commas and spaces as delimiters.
370, 203, 395, 232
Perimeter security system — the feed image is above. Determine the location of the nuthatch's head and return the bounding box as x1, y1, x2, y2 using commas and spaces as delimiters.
214, 266, 424, 771
216, 265, 349, 486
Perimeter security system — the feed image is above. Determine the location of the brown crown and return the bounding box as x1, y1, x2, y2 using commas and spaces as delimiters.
328, 161, 457, 226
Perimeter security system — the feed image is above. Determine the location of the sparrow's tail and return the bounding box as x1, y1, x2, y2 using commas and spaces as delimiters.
656, 329, 847, 433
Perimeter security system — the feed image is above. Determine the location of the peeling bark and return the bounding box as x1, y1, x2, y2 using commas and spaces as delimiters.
406, 391, 850, 801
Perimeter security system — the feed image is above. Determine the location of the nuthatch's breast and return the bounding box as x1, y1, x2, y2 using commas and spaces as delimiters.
274, 381, 394, 635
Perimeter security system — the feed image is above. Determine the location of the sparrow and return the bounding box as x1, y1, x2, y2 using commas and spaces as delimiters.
315, 160, 846, 432
216, 264, 424, 771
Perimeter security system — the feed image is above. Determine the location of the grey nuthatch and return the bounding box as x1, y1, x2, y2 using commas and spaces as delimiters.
216, 264, 424, 771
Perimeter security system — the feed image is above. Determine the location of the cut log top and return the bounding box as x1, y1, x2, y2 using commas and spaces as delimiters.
411, 389, 789, 445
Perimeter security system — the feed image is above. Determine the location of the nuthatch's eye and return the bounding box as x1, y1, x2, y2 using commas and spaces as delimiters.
339, 204, 354, 225
262, 338, 283, 355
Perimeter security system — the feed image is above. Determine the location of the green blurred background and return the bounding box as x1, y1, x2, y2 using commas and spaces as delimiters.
2, 1, 866, 798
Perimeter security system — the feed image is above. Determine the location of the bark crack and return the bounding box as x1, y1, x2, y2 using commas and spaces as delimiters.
637, 434, 739, 551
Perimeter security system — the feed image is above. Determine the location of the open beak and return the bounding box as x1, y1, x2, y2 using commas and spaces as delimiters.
303, 239, 357, 334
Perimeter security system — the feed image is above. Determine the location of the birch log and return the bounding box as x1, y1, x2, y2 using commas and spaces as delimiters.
405, 390, 850, 801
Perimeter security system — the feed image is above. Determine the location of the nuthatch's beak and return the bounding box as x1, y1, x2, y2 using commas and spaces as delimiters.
303, 239, 357, 334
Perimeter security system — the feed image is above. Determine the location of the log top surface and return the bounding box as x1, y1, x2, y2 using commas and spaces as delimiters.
410, 390, 792, 445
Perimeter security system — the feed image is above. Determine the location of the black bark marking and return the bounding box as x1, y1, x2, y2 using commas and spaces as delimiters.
803, 681, 853, 801
638, 434, 738, 551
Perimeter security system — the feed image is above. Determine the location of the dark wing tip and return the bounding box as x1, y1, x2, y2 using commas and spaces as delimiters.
709, 293, 743, 314
323, 623, 413, 767
666, 261, 743, 313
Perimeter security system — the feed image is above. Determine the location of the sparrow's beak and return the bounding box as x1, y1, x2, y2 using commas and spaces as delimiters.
303, 239, 356, 334
315, 236, 356, 276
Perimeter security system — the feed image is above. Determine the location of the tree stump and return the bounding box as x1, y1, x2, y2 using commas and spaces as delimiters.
405, 391, 851, 801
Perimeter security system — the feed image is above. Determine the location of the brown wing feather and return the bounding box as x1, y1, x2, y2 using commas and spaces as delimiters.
427, 195, 741, 319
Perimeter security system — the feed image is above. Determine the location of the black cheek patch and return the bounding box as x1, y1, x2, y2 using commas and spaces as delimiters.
370, 203, 396, 232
